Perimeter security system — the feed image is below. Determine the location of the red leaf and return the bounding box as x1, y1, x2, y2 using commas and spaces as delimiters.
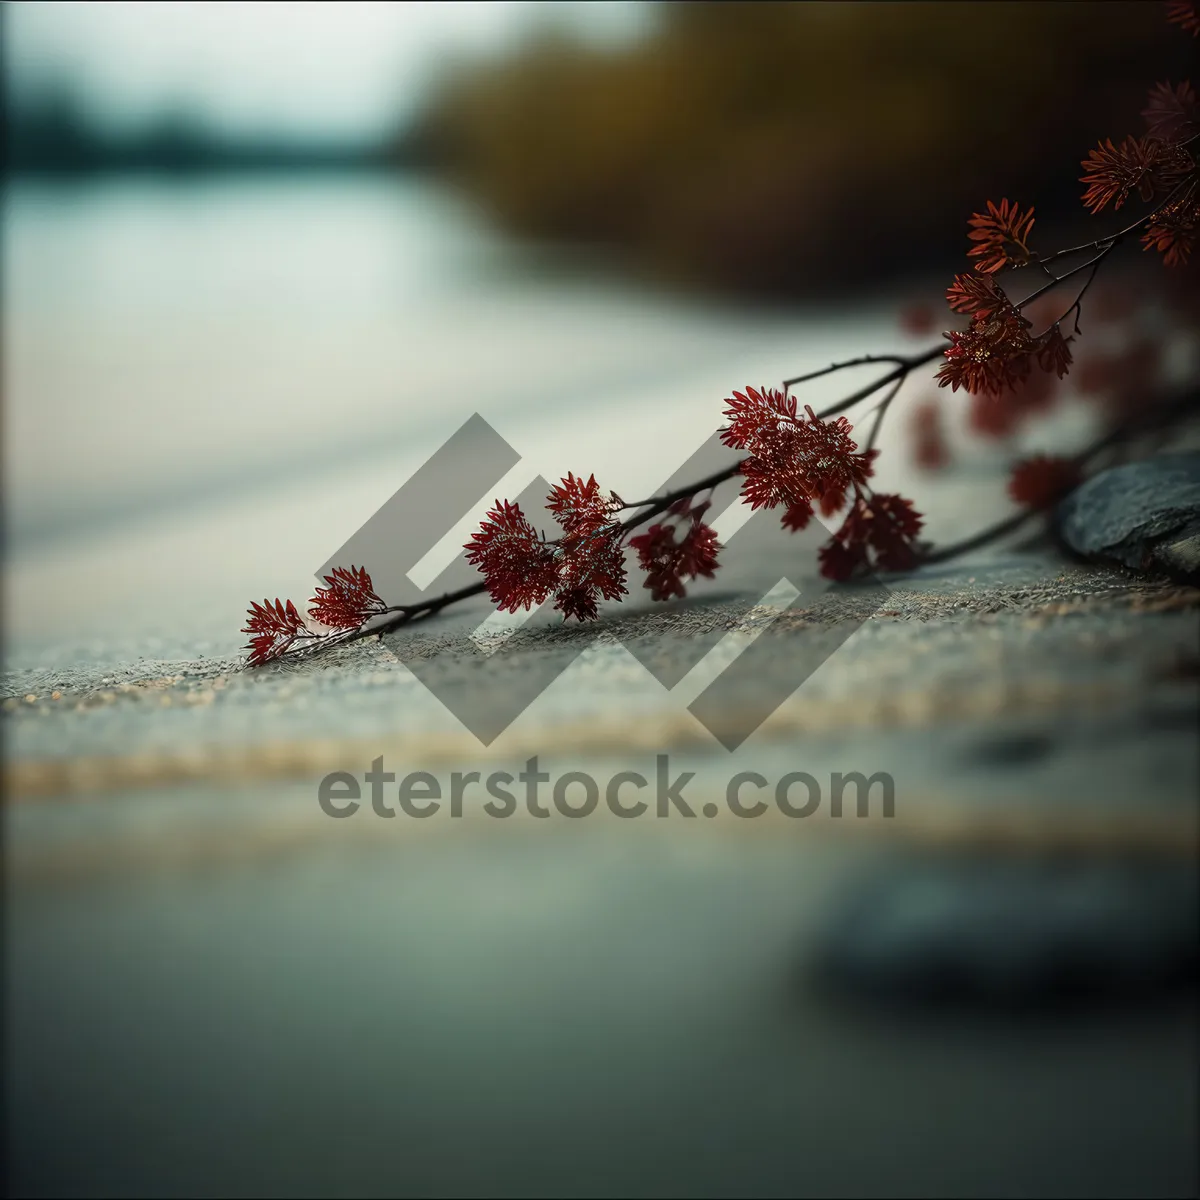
1143, 81, 1199, 142
946, 272, 1006, 320
966, 199, 1035, 274
1166, 0, 1200, 36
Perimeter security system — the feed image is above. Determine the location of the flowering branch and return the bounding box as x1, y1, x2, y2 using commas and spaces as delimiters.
240, 3, 1200, 667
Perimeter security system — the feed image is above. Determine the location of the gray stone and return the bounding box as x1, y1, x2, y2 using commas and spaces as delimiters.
813, 853, 1199, 1010
1057, 452, 1200, 583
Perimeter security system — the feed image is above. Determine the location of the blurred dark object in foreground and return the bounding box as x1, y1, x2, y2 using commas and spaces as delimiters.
813, 851, 1199, 1012
409, 1, 1194, 299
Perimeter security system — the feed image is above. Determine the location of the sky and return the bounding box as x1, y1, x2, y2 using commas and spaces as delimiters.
5, 1, 652, 140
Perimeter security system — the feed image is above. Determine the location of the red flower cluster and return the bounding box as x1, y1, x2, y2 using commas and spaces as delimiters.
937, 301, 1036, 397
1080, 136, 1193, 215
721, 385, 923, 582
721, 387, 876, 527
937, 271, 1075, 397
1077, 74, 1199, 266
463, 499, 559, 612
309, 565, 388, 629
242, 598, 307, 667
242, 565, 389, 665
237, 2, 1199, 673
818, 494, 925, 582
1143, 195, 1198, 266
629, 499, 722, 601
1007, 455, 1084, 509
465, 473, 628, 622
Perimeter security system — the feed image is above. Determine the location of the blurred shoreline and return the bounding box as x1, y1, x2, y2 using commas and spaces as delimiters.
406, 1, 1191, 299
8, 3, 1190, 298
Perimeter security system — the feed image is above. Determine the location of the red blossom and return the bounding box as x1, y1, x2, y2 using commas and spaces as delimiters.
936, 299, 1037, 396
864, 493, 925, 572
547, 472, 621, 536
1141, 197, 1199, 266
1143, 81, 1199, 142
308, 565, 387, 630
722, 388, 875, 522
630, 513, 721, 602
1079, 135, 1184, 213
549, 473, 630, 619
966, 199, 1035, 274
1007, 455, 1084, 509
819, 493, 924, 582
1166, 0, 1200, 36
720, 385, 800, 451
466, 474, 632, 622
464, 499, 559, 613
552, 524, 628, 620
242, 598, 307, 667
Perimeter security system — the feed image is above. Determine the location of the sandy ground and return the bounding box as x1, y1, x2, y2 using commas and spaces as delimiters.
4, 544, 1198, 1198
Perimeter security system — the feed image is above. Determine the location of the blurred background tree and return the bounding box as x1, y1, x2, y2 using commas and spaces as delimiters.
407, 1, 1193, 298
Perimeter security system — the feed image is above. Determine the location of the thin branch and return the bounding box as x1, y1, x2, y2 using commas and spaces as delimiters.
783, 354, 909, 391
1029, 177, 1193, 268
864, 374, 907, 455
1062, 258, 1104, 335
1016, 245, 1114, 314
811, 344, 944, 420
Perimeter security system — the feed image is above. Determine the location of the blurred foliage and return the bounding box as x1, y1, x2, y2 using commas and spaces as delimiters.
409, 1, 1193, 298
